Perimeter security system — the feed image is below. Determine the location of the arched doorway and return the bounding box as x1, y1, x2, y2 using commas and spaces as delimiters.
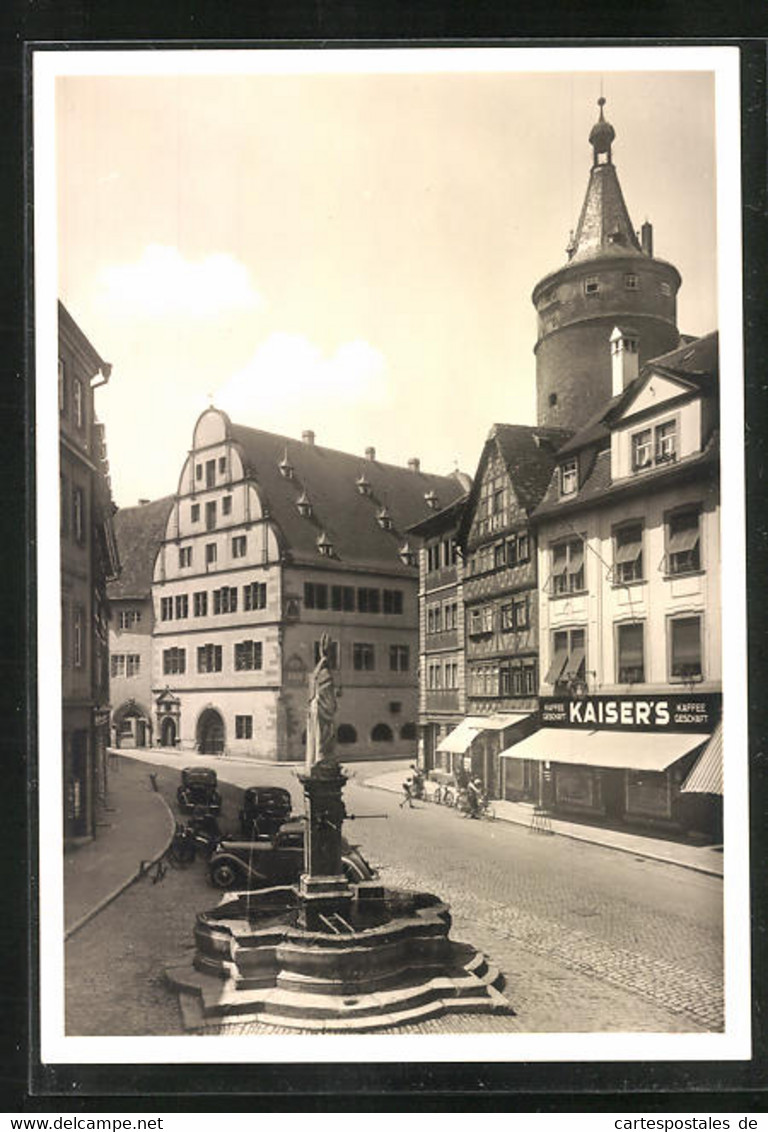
161, 716, 177, 748
113, 700, 151, 749
197, 708, 225, 755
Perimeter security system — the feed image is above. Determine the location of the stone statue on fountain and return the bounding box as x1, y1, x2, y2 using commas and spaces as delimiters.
305, 631, 337, 769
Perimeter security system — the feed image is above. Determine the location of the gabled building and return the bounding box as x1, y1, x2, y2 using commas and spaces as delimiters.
532, 98, 682, 432
107, 496, 174, 748
507, 330, 722, 835
407, 493, 470, 777
146, 408, 466, 761
59, 302, 120, 844
434, 423, 571, 800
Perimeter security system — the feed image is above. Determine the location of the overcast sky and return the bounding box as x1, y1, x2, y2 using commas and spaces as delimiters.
55, 59, 718, 509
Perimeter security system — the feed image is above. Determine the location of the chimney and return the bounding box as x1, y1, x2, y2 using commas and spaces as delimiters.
365, 446, 376, 461
407, 457, 421, 474
611, 327, 639, 396
302, 430, 315, 446
138, 498, 150, 506
641, 220, 653, 256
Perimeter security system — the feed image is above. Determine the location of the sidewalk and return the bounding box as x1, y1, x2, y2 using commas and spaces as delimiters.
362, 769, 724, 878
63, 755, 175, 937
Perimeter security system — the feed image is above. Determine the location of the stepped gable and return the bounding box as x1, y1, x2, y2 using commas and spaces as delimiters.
107, 496, 174, 600
228, 422, 466, 572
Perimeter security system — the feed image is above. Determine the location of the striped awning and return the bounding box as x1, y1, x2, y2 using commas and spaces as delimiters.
681, 722, 723, 795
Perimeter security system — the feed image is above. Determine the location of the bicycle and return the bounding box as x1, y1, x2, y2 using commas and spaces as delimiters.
433, 784, 455, 807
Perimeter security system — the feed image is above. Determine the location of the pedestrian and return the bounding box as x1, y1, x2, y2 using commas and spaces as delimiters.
400, 778, 414, 808
466, 776, 482, 819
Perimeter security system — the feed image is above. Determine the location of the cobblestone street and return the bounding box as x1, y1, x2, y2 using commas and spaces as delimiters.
64, 756, 723, 1036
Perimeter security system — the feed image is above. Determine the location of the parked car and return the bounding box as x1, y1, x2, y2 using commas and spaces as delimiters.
207, 819, 376, 890
238, 785, 293, 839
176, 766, 222, 814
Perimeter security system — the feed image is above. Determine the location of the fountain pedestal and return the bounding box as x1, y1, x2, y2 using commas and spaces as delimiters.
296, 759, 354, 931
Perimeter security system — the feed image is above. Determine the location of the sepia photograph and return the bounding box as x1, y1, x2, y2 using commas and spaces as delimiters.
34, 45, 749, 1065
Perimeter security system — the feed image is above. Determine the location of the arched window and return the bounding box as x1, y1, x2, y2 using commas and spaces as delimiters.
371, 723, 393, 742
400, 722, 417, 741
337, 724, 357, 744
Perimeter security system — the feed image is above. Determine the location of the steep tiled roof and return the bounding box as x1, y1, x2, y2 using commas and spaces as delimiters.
407, 493, 470, 539
228, 423, 466, 573
569, 162, 644, 265
491, 424, 574, 512
534, 432, 719, 520
107, 496, 174, 599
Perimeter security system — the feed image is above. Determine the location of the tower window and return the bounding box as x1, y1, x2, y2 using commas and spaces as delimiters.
624, 274, 639, 290
660, 282, 672, 296
584, 277, 600, 296
549, 393, 558, 407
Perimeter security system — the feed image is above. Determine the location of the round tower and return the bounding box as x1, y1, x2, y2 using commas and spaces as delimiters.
532, 98, 682, 429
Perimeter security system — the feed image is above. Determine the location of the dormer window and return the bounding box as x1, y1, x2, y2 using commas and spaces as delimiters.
560, 458, 578, 496
377, 507, 392, 530
655, 420, 677, 463
356, 474, 371, 496
399, 541, 416, 566
316, 531, 334, 557
296, 490, 312, 518
632, 420, 677, 472
584, 277, 600, 296
424, 490, 439, 510
279, 452, 294, 479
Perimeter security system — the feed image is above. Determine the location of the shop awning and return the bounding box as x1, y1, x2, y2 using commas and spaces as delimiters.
681, 722, 723, 795
499, 727, 710, 772
438, 713, 531, 753
437, 718, 484, 753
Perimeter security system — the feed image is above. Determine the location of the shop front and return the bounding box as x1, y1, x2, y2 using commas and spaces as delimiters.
500, 693, 722, 835
437, 712, 533, 797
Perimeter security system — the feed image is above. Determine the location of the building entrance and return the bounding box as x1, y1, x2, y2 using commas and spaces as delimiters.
197, 708, 225, 755
161, 716, 177, 747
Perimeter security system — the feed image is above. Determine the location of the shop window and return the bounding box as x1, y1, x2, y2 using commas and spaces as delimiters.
560, 458, 578, 496
550, 537, 585, 595
665, 509, 701, 576
625, 770, 672, 819
617, 621, 645, 684
614, 522, 644, 584
371, 723, 393, 742
235, 715, 253, 740
547, 627, 586, 691
353, 643, 375, 671
669, 615, 703, 682
337, 724, 357, 744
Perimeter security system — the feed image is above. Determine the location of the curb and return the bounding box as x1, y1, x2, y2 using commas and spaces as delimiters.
360, 779, 724, 880
64, 790, 177, 942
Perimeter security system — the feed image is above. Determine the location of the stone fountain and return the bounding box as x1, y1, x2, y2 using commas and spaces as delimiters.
166, 636, 511, 1031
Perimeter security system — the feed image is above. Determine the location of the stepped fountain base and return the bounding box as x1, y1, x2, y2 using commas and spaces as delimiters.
166, 881, 512, 1032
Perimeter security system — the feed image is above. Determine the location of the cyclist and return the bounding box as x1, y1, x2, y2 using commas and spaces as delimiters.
466, 776, 483, 819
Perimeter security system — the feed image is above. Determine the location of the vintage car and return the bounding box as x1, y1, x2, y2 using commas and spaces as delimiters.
238, 785, 293, 839
207, 819, 376, 890
176, 766, 222, 814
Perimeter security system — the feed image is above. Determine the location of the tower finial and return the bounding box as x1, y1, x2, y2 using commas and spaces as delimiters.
589, 96, 615, 165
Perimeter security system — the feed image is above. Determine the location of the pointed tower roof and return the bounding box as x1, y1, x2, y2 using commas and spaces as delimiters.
568, 98, 643, 265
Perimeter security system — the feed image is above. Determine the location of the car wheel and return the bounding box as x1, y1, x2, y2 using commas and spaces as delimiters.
209, 861, 242, 889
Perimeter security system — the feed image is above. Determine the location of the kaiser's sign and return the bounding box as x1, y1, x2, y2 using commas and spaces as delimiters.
540, 693, 721, 732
